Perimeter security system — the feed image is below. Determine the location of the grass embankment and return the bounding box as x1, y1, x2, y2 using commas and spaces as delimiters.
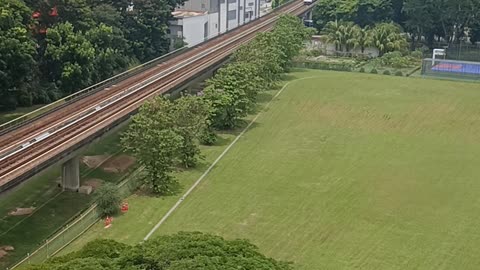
63, 70, 480, 269
0, 105, 45, 125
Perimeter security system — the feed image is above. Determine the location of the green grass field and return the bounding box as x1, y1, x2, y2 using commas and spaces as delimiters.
63, 70, 480, 269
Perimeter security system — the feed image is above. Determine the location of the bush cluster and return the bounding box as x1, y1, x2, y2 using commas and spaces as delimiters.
294, 61, 354, 71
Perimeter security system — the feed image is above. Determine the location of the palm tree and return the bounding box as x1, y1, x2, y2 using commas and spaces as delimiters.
354, 26, 372, 54
322, 20, 344, 52
370, 23, 407, 56
322, 21, 358, 54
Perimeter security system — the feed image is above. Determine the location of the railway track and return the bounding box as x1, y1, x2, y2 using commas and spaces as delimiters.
0, 1, 311, 191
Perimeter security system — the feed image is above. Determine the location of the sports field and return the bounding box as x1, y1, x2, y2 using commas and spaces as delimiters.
65, 70, 480, 269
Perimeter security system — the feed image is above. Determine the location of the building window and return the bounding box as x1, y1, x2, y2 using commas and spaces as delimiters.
227, 10, 237, 20
228, 0, 236, 3
248, 2, 254, 6
220, 0, 225, 3
201, 3, 206, 8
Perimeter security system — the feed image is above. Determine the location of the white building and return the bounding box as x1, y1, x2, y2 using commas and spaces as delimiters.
169, 0, 263, 49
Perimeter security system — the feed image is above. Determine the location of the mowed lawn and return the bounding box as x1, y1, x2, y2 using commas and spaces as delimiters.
153, 71, 480, 269
63, 70, 480, 269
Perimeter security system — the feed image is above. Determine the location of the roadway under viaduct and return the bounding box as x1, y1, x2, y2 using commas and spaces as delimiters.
0, 0, 315, 194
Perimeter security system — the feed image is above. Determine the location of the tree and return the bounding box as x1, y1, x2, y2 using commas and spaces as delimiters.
234, 32, 284, 86
370, 22, 407, 55
94, 182, 121, 217
44, 22, 95, 93
273, 15, 315, 70
85, 24, 129, 81
205, 62, 265, 129
25, 232, 293, 269
172, 95, 211, 168
313, 0, 393, 32
122, 96, 182, 194
322, 21, 358, 53
355, 26, 372, 53
0, 0, 38, 111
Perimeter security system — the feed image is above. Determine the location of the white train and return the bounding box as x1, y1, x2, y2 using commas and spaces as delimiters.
304, 0, 313, 4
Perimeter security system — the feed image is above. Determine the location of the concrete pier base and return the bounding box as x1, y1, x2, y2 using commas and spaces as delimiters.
62, 156, 80, 191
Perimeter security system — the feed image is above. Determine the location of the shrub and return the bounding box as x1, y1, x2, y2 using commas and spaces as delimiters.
94, 182, 121, 217
294, 60, 354, 72
359, 67, 365, 73
410, 50, 423, 59
383, 70, 391, 75
305, 48, 323, 57
394, 70, 403, 76
370, 68, 378, 74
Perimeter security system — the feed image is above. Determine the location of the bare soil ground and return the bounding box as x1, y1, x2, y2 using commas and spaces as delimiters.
83, 179, 103, 190
101, 155, 135, 173
8, 208, 35, 216
81, 155, 110, 169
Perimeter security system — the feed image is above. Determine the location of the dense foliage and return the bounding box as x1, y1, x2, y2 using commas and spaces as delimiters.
313, 0, 480, 49
206, 15, 313, 129
0, 0, 185, 111
94, 182, 121, 217
25, 232, 292, 270
122, 95, 210, 194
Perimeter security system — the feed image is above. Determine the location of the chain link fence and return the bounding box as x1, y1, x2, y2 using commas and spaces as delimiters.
421, 58, 480, 81
445, 44, 480, 62
7, 169, 143, 270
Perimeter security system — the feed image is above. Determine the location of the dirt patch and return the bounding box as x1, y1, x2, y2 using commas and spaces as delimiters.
0, 249, 7, 259
101, 155, 135, 173
0, 246, 14, 251
84, 179, 103, 190
8, 207, 35, 216
0, 246, 14, 260
81, 155, 110, 169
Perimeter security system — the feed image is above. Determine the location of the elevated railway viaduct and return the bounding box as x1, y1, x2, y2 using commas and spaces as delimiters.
0, 0, 314, 193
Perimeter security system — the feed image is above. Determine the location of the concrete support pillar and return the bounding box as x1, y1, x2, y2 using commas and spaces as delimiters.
306, 10, 313, 20
62, 156, 80, 191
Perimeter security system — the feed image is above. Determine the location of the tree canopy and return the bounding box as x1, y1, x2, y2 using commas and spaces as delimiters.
25, 232, 293, 270
312, 0, 480, 48
0, 0, 185, 111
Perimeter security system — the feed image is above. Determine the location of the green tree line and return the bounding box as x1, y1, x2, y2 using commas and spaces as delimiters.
0, 0, 185, 111
25, 232, 292, 269
122, 15, 314, 195
312, 0, 480, 49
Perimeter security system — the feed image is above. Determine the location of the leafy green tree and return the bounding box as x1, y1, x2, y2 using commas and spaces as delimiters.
44, 22, 95, 93
120, 0, 186, 61
172, 95, 211, 168
94, 182, 121, 217
313, 0, 393, 32
0, 0, 37, 110
25, 232, 292, 270
205, 62, 264, 129
234, 32, 284, 86
273, 15, 315, 70
124, 232, 293, 269
85, 24, 129, 81
122, 96, 182, 194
